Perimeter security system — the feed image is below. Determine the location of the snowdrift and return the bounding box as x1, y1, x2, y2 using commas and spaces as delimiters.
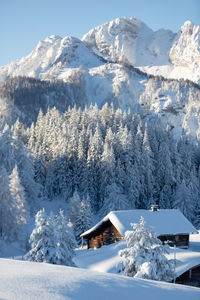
0, 258, 199, 300
75, 234, 200, 278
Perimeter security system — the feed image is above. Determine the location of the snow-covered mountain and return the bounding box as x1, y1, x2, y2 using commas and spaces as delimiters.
82, 17, 175, 67
0, 17, 200, 138
141, 21, 200, 83
82, 17, 200, 84
1, 17, 200, 83
0, 35, 103, 81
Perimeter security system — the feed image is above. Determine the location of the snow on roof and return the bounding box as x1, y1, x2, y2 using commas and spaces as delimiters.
81, 209, 197, 238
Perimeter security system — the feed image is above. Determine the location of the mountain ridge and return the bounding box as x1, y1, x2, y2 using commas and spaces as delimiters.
0, 17, 200, 140
0, 17, 200, 83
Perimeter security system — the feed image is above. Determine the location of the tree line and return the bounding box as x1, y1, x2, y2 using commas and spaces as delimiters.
0, 104, 200, 245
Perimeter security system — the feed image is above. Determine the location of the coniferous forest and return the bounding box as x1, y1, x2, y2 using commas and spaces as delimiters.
0, 102, 200, 244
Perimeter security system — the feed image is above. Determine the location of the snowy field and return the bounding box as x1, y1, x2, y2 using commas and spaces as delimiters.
75, 233, 200, 277
0, 258, 200, 300
0, 232, 200, 299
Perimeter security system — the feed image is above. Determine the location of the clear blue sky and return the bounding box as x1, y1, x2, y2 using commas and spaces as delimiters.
0, 0, 199, 66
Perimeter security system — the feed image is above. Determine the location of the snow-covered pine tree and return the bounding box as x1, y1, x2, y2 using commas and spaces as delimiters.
6, 104, 200, 229
100, 182, 130, 217
76, 128, 89, 196
11, 118, 26, 143
9, 165, 29, 227
99, 142, 115, 207
0, 167, 19, 240
73, 195, 92, 245
68, 190, 82, 224
27, 122, 36, 151
33, 109, 44, 155
25, 209, 56, 263
25, 209, 76, 266
0, 125, 16, 172
155, 139, 175, 209
172, 179, 194, 222
119, 217, 175, 282
87, 124, 103, 211
118, 125, 135, 204
132, 122, 146, 209
14, 139, 40, 209
52, 210, 76, 265
140, 124, 155, 208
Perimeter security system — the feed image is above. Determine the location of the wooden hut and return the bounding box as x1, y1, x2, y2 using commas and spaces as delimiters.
81, 207, 197, 249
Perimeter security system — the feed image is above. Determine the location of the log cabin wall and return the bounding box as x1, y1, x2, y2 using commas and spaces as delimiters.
158, 234, 189, 248
87, 221, 123, 249
85, 221, 190, 249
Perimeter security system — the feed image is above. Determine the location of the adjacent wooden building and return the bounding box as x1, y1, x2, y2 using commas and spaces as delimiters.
81, 207, 197, 249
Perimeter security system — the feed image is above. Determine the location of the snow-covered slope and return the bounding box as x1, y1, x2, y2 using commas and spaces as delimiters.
0, 35, 102, 81
75, 233, 200, 278
0, 258, 199, 300
82, 17, 175, 67
82, 17, 200, 84
0, 17, 200, 139
141, 21, 200, 83
1, 62, 200, 139
169, 21, 200, 72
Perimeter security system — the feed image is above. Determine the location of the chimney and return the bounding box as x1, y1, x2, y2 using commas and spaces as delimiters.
150, 204, 159, 212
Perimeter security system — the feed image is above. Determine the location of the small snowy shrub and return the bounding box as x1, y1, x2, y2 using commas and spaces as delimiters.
119, 217, 175, 282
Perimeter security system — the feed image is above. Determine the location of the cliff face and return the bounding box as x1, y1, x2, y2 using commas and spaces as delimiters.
82, 17, 175, 67
169, 21, 200, 68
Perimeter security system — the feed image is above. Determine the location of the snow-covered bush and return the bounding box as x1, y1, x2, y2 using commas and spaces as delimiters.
25, 209, 76, 266
119, 217, 175, 282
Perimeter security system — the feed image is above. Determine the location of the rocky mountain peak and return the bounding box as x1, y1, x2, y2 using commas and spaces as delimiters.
169, 21, 200, 69
180, 20, 194, 35
0, 17, 199, 84
0, 17, 200, 140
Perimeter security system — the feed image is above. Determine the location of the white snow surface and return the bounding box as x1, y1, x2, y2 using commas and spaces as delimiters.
75, 233, 200, 278
0, 257, 199, 300
81, 209, 197, 237
82, 17, 200, 84
0, 35, 102, 81
82, 17, 175, 67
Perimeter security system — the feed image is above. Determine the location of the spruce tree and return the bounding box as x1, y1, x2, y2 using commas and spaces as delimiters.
9, 165, 29, 227
172, 179, 194, 222
119, 217, 175, 282
25, 209, 56, 263
74, 196, 92, 245
68, 190, 82, 224
25, 209, 76, 266
0, 167, 19, 240
100, 183, 129, 217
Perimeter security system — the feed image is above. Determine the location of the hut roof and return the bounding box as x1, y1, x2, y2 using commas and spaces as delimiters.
81, 209, 197, 238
